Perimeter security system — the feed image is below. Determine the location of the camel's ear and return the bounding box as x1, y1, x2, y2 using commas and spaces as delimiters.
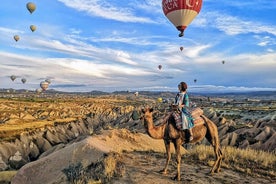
141, 109, 145, 114
149, 108, 154, 112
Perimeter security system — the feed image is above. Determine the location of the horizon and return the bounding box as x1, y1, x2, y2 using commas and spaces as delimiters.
0, 1, 275, 93
1, 86, 276, 95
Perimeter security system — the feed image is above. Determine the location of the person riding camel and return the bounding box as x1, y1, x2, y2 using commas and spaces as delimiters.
172, 82, 194, 141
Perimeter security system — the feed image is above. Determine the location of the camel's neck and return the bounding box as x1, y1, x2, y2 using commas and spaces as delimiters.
144, 116, 166, 139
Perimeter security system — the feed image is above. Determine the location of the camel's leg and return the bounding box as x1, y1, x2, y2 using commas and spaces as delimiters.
210, 143, 222, 174
161, 140, 171, 175
202, 115, 223, 174
215, 148, 223, 173
172, 139, 182, 181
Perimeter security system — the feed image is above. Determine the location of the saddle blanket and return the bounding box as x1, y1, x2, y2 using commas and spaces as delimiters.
172, 108, 205, 129
191, 108, 204, 125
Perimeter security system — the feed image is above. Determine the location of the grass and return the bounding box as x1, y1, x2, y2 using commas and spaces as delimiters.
186, 144, 276, 179
0, 171, 17, 184
62, 152, 125, 184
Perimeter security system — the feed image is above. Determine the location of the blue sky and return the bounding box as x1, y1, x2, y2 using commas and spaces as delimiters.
0, 0, 275, 93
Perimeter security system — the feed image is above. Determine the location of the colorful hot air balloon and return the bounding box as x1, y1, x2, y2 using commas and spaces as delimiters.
26, 2, 36, 14
14, 35, 20, 42
180, 46, 183, 51
162, 0, 203, 37
158, 64, 162, 70
21, 78, 27, 84
40, 81, 49, 91
30, 25, 36, 32
10, 75, 16, 81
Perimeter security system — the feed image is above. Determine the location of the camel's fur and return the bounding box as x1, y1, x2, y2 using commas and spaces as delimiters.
141, 107, 223, 181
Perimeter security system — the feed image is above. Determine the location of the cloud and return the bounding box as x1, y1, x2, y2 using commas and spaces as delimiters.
184, 45, 211, 58
219, 1, 276, 10
195, 12, 276, 36
58, 0, 156, 23
51, 84, 87, 88
0, 27, 24, 34
189, 85, 276, 93
254, 35, 276, 47
115, 51, 137, 65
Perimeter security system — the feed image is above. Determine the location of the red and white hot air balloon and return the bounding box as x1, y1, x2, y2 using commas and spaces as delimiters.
162, 0, 203, 37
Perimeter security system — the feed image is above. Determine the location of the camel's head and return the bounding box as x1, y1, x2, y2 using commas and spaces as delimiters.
141, 107, 154, 127
141, 107, 154, 117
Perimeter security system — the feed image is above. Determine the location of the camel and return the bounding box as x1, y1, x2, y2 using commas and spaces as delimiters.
141, 107, 222, 181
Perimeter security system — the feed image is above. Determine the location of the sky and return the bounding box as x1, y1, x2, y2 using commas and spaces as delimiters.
0, 0, 275, 93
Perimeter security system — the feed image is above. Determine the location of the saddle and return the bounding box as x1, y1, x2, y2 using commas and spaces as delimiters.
191, 108, 204, 125
172, 107, 204, 129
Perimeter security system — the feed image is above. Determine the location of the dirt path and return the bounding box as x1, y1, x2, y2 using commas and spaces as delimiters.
112, 151, 274, 184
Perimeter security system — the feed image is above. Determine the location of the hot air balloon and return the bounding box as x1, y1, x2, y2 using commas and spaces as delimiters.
162, 0, 203, 37
26, 2, 36, 14
14, 35, 20, 42
10, 75, 16, 81
36, 88, 42, 94
180, 46, 183, 51
21, 78, 27, 84
30, 25, 36, 32
157, 97, 163, 103
45, 79, 51, 84
222, 60, 225, 64
40, 81, 49, 91
194, 79, 197, 83
158, 64, 162, 70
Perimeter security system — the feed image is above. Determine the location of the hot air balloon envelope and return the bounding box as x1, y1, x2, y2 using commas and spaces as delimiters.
14, 35, 20, 42
10, 75, 16, 81
157, 97, 163, 103
40, 81, 49, 91
162, 0, 203, 37
30, 25, 36, 32
158, 65, 162, 70
180, 46, 183, 51
26, 2, 36, 14
21, 78, 27, 84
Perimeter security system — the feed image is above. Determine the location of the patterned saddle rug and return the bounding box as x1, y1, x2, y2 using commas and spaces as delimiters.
191, 108, 205, 125
172, 107, 205, 129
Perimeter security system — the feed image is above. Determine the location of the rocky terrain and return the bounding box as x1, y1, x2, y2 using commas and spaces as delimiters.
0, 91, 275, 183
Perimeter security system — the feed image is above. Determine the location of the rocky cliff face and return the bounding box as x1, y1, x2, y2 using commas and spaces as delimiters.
203, 107, 276, 152
0, 96, 148, 171
0, 96, 275, 172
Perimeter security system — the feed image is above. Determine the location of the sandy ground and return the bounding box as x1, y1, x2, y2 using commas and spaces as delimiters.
1, 128, 275, 184
111, 151, 275, 184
